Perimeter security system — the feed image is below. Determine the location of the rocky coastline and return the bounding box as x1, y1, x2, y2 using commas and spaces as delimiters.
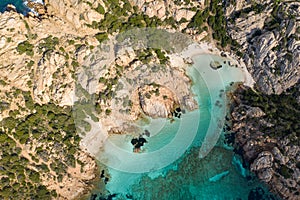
224, 1, 299, 199
227, 84, 300, 200
0, 0, 299, 199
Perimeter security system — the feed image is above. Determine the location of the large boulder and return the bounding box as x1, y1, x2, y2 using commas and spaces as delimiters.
137, 84, 179, 118
250, 151, 274, 182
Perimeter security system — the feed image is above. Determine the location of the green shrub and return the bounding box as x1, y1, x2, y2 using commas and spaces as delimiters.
95, 4, 105, 14
105, 109, 111, 115
17, 41, 34, 56
27, 60, 34, 67
37, 35, 59, 53
279, 165, 292, 179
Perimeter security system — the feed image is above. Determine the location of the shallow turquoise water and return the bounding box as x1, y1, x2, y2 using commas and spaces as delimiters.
91, 54, 279, 199
0, 0, 29, 14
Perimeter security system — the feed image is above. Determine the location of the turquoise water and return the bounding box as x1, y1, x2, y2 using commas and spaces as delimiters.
92, 54, 279, 199
0, 0, 30, 14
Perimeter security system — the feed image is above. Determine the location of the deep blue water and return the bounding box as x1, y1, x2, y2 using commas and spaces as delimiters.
0, 0, 30, 14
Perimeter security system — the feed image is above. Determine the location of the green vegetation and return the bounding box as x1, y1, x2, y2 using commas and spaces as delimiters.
187, 8, 209, 32
16, 41, 34, 56
263, 1, 285, 31
186, 0, 235, 48
105, 109, 111, 115
237, 85, 300, 140
145, 92, 151, 99
0, 79, 7, 86
73, 84, 99, 133
207, 0, 232, 47
95, 4, 105, 14
0, 91, 84, 199
279, 165, 293, 179
230, 3, 264, 20
26, 60, 35, 68
85, 0, 182, 44
135, 48, 169, 65
95, 32, 108, 43
71, 60, 79, 68
67, 39, 75, 45
97, 65, 124, 103
37, 35, 59, 53
154, 49, 169, 64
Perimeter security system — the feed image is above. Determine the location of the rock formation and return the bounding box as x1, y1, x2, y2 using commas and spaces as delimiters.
229, 85, 300, 199
137, 84, 179, 118
226, 0, 300, 94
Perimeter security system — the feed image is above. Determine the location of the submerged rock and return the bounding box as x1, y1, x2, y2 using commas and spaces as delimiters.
208, 171, 230, 182
144, 129, 150, 137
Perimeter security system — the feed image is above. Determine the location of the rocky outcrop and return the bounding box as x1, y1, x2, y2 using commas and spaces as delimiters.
250, 151, 274, 182
45, 0, 104, 31
226, 0, 300, 94
130, 0, 197, 22
137, 84, 179, 118
229, 85, 300, 199
226, 1, 300, 198
231, 104, 265, 121
34, 51, 74, 105
40, 150, 98, 200
26, 0, 47, 15
0, 2, 102, 199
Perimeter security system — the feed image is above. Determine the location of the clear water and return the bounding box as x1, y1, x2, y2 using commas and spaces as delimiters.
91, 54, 280, 200
0, 0, 30, 14
0, 2, 278, 199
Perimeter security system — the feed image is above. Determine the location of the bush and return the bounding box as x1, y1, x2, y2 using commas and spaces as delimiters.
95, 4, 105, 14
38, 35, 59, 53
105, 109, 112, 115
95, 32, 108, 43
17, 41, 34, 56
27, 60, 34, 67
279, 165, 292, 179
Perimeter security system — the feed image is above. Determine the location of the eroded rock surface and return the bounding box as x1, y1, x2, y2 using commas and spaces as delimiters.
229, 85, 300, 199
226, 0, 300, 94
137, 85, 179, 118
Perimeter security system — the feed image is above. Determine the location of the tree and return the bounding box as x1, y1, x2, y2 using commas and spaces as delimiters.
95, 4, 105, 14
16, 41, 34, 56
95, 32, 108, 43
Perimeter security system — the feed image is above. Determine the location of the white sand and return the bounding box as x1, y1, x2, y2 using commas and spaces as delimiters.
79, 41, 256, 160
180, 42, 255, 87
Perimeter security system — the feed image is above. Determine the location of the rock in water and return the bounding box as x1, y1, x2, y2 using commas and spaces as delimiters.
208, 171, 230, 182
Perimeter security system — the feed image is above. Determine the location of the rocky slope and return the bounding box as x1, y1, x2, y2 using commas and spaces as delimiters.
0, 0, 200, 198
224, 1, 300, 199
228, 84, 300, 200
226, 0, 300, 95
135, 85, 179, 118
0, 0, 298, 199
0, 1, 105, 199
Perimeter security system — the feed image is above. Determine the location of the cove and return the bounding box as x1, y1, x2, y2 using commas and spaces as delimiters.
91, 54, 280, 200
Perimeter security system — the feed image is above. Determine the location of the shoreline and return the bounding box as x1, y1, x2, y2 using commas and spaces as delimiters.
0, 0, 45, 16
91, 43, 258, 198
180, 42, 255, 88
79, 40, 256, 158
